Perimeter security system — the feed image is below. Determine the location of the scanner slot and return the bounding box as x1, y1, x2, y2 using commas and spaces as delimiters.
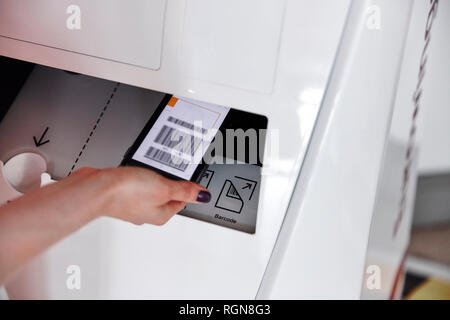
0, 62, 267, 234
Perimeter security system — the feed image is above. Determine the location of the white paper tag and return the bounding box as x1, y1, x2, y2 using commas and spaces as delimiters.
132, 96, 229, 180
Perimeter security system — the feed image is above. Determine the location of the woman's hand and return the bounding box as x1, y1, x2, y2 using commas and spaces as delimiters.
75, 166, 211, 226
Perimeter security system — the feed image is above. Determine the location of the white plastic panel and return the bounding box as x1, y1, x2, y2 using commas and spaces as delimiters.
181, 0, 285, 93
2, 0, 351, 299
259, 0, 414, 299
0, 0, 166, 69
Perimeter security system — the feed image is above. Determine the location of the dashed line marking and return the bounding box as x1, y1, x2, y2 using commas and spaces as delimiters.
68, 82, 120, 175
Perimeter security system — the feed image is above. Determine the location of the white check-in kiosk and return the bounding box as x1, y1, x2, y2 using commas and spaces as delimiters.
0, 0, 438, 299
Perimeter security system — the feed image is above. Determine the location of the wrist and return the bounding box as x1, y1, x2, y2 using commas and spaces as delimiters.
76, 168, 115, 220
87, 168, 121, 219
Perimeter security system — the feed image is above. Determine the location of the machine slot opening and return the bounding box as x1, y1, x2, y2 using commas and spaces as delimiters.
0, 59, 267, 234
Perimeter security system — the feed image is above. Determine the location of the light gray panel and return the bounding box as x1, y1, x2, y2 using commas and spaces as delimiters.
0, 66, 116, 178
0, 66, 164, 179
181, 164, 261, 234
68, 83, 165, 172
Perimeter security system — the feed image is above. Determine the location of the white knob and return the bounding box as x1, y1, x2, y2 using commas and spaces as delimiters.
3, 152, 47, 193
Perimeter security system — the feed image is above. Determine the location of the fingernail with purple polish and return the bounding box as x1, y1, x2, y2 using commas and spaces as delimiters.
196, 190, 211, 203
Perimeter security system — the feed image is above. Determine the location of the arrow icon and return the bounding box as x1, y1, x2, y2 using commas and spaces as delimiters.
33, 127, 50, 147
235, 176, 258, 201
242, 183, 252, 190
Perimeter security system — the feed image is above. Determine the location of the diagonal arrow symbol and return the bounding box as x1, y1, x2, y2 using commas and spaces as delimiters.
242, 183, 252, 190
33, 127, 50, 147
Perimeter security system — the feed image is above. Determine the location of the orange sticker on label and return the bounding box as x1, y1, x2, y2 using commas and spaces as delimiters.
167, 97, 178, 107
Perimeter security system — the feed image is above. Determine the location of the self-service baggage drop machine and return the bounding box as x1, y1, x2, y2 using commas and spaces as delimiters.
0, 0, 438, 299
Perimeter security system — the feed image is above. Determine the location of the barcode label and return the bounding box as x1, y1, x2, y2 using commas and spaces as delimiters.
168, 116, 207, 134
154, 125, 202, 156
144, 146, 189, 172
132, 95, 230, 180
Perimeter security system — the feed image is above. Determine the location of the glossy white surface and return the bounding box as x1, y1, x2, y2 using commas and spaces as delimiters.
1, 0, 350, 299
0, 0, 166, 69
181, 0, 286, 93
258, 0, 414, 299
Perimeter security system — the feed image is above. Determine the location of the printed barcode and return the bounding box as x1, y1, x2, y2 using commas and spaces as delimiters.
168, 116, 207, 134
144, 146, 189, 172
154, 125, 201, 156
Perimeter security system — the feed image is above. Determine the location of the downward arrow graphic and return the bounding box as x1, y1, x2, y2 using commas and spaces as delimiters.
33, 127, 50, 147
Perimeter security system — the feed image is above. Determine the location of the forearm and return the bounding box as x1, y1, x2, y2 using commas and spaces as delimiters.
0, 169, 109, 285
0, 166, 209, 286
